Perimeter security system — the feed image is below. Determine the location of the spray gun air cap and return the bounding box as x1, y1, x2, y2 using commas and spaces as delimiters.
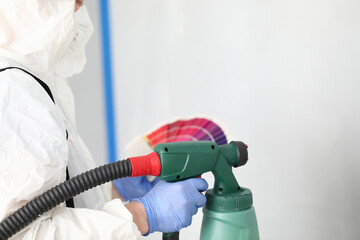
230, 141, 248, 167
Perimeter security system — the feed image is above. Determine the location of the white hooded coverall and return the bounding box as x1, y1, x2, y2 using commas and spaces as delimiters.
0, 1, 141, 239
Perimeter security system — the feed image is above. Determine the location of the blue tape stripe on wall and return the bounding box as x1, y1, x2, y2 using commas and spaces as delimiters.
99, 0, 118, 163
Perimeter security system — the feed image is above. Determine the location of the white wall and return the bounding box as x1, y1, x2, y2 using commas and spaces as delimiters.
109, 0, 360, 239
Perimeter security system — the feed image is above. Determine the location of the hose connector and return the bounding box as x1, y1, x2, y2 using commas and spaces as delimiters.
129, 152, 161, 177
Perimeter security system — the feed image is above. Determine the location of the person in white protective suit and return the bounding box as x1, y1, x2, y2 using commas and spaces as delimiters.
0, 0, 208, 239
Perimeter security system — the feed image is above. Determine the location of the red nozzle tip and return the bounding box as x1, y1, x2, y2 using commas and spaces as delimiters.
246, 144, 248, 148
129, 152, 161, 177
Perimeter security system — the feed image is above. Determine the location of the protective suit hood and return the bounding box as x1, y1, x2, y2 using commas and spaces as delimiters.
0, 0, 93, 82
0, 0, 94, 128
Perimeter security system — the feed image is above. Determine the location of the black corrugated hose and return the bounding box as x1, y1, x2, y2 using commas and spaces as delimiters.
0, 159, 132, 240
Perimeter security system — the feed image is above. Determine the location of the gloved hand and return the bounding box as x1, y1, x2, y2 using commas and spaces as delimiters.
132, 178, 208, 234
114, 176, 160, 201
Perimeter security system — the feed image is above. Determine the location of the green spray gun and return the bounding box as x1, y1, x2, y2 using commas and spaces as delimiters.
130, 141, 260, 240
0, 141, 259, 240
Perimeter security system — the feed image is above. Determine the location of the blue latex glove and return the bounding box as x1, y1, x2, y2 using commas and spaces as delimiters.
114, 176, 160, 201
132, 178, 208, 234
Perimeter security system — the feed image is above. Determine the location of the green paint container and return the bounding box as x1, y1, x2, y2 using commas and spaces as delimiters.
200, 188, 259, 240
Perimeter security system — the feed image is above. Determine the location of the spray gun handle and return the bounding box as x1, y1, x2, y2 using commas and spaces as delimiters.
154, 141, 248, 192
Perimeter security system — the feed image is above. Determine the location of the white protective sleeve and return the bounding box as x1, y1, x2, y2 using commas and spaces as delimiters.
0, 70, 141, 239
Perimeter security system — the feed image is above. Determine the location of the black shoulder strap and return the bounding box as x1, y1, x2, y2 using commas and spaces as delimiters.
0, 67, 75, 208
0, 67, 55, 103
